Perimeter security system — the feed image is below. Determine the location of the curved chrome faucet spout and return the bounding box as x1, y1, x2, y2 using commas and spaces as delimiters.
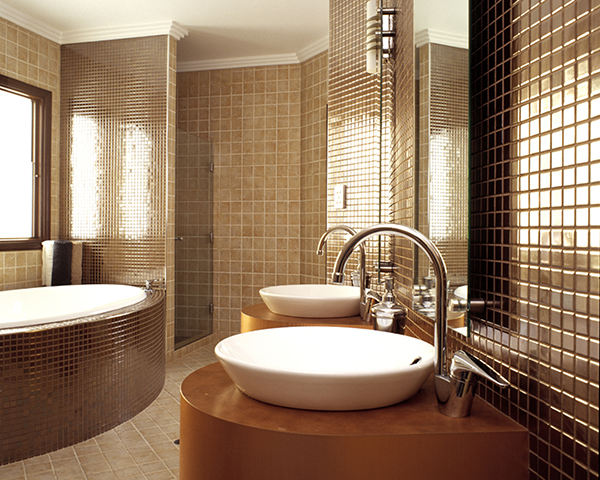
332, 223, 448, 379
316, 225, 358, 255
317, 225, 368, 319
332, 223, 509, 417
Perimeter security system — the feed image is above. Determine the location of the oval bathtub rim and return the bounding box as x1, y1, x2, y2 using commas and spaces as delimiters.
0, 285, 162, 335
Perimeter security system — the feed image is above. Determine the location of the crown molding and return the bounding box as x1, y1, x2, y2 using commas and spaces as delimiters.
178, 35, 329, 72
62, 21, 188, 44
178, 53, 300, 73
0, 0, 62, 43
415, 29, 468, 49
0, 2, 188, 45
1, 0, 325, 70
297, 35, 329, 63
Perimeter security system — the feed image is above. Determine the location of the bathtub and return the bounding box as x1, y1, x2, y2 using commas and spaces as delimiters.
0, 284, 166, 465
0, 284, 147, 330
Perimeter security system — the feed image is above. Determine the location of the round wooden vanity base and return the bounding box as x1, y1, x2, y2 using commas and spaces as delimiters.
241, 303, 370, 332
180, 363, 528, 480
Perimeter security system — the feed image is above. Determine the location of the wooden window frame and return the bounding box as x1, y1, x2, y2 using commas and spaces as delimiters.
0, 74, 51, 251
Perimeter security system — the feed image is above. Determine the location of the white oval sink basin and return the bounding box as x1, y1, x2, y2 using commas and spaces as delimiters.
454, 285, 468, 299
215, 326, 434, 411
259, 284, 360, 318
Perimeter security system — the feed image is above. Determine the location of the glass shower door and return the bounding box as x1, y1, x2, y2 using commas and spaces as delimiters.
175, 130, 213, 348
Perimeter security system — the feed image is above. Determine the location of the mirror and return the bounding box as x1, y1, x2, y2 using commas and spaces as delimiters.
325, 0, 470, 334
411, 0, 469, 333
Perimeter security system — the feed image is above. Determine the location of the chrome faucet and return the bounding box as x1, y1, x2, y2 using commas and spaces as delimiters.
316, 225, 370, 319
332, 223, 509, 417
144, 278, 162, 293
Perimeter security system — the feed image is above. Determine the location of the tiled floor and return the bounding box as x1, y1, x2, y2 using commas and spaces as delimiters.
0, 345, 217, 480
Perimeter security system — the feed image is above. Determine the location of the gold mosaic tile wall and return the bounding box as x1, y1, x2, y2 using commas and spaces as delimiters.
389, 0, 415, 294
468, 1, 599, 479
60, 37, 169, 287
327, 0, 393, 285
300, 51, 328, 283
0, 291, 165, 465
0, 17, 60, 291
416, 43, 469, 288
178, 65, 303, 337
60, 36, 178, 356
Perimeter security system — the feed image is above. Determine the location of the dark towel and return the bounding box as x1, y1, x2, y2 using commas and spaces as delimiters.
51, 240, 73, 286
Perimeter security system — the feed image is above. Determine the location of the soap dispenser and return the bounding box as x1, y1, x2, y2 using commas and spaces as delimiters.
372, 276, 407, 334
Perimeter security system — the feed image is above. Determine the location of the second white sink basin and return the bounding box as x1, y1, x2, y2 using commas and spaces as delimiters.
259, 284, 360, 318
215, 326, 435, 411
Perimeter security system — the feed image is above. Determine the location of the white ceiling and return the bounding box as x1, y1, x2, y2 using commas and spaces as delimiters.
0, 0, 329, 70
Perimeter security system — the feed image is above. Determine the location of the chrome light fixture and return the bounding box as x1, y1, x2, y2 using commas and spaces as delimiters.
366, 0, 398, 74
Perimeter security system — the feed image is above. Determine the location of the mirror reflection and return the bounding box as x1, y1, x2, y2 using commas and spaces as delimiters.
412, 0, 469, 331
324, 0, 470, 335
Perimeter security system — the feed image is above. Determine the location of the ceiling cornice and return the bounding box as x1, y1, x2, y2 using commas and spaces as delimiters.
0, 0, 61, 43
177, 35, 329, 72
414, 29, 468, 49
62, 21, 188, 44
297, 36, 328, 63
0, 1, 188, 44
1, 1, 327, 71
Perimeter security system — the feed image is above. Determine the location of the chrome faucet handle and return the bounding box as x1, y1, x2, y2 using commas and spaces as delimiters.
144, 278, 162, 292
437, 350, 509, 417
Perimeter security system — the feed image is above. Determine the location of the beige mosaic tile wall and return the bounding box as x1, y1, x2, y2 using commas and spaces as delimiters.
0, 17, 60, 291
178, 65, 304, 337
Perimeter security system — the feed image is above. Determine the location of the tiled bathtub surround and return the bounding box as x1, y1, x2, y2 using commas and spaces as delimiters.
0, 342, 217, 480
0, 18, 61, 291
0, 290, 166, 466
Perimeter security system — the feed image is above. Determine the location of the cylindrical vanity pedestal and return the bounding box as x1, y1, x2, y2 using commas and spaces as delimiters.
241, 303, 370, 332
180, 363, 528, 480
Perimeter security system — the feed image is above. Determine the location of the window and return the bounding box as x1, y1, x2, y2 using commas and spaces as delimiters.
0, 74, 51, 251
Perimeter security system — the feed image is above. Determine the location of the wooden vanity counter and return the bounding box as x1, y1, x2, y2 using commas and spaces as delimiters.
241, 303, 371, 332
180, 362, 528, 480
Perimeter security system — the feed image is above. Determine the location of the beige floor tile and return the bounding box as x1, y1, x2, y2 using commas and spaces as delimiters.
138, 460, 168, 475
112, 465, 146, 480
23, 460, 53, 475
144, 470, 177, 480
0, 462, 25, 477
52, 461, 86, 478
79, 453, 116, 475
84, 471, 118, 480
73, 442, 102, 457
25, 472, 58, 480
23, 454, 52, 466
48, 448, 77, 461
